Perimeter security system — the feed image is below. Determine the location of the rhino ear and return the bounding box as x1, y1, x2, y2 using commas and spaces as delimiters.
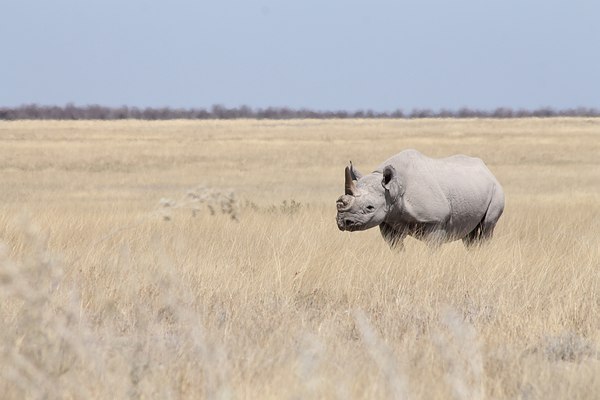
382, 165, 403, 200
349, 161, 363, 180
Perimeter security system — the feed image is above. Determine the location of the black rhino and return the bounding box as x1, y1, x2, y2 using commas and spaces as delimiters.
336, 149, 504, 249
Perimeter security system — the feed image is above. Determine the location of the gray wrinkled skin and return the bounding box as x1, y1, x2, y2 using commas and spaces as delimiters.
336, 149, 505, 249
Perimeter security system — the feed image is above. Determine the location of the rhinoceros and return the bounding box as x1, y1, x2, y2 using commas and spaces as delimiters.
336, 149, 504, 249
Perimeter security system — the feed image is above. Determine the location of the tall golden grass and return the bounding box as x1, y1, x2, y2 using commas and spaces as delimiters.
0, 119, 598, 399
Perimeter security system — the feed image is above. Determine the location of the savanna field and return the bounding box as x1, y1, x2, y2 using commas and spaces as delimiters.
0, 119, 599, 399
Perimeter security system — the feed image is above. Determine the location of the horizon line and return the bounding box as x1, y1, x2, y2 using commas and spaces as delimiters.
1, 103, 599, 120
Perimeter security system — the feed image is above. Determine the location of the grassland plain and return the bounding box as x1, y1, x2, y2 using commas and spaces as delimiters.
0, 118, 598, 399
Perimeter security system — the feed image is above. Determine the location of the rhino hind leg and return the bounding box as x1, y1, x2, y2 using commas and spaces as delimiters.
480, 185, 504, 241
463, 222, 484, 247
379, 223, 406, 251
463, 186, 504, 248
463, 215, 497, 248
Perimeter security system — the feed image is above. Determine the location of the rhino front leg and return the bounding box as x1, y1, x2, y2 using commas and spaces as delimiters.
379, 222, 406, 251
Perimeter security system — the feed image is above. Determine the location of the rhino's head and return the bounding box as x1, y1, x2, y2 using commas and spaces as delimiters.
336, 163, 389, 231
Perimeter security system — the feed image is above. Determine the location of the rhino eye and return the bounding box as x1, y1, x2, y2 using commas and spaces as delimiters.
366, 205, 375, 211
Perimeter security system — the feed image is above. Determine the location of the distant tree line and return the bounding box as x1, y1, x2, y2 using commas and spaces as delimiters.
1, 103, 599, 120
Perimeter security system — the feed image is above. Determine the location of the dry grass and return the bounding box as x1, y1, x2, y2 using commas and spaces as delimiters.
0, 119, 599, 399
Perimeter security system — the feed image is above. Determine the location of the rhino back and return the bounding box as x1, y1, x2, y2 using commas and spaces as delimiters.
378, 150, 500, 238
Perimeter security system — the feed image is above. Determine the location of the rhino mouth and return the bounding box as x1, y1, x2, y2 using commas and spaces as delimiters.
337, 216, 360, 231
344, 219, 358, 231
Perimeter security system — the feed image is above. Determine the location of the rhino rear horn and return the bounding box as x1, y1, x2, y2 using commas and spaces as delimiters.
345, 166, 357, 196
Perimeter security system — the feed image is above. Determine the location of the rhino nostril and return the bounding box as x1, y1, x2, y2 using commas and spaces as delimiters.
345, 219, 353, 226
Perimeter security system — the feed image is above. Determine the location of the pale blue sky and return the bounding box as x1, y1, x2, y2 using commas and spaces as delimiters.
2, 0, 599, 110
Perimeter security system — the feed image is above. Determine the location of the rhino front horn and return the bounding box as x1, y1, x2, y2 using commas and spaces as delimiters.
345, 166, 357, 196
